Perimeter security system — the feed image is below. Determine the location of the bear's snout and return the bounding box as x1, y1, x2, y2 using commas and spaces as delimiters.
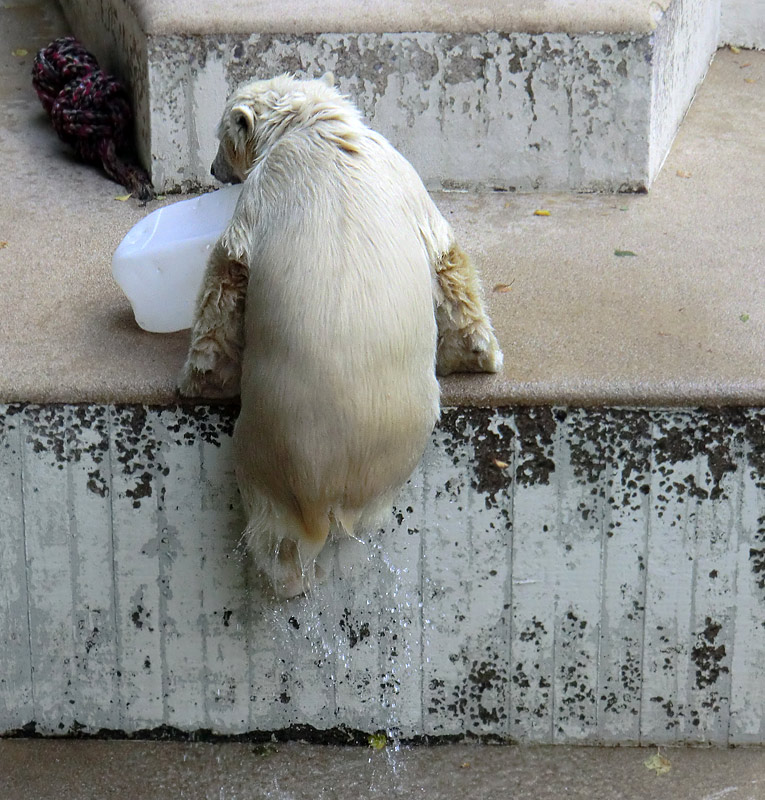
211, 143, 240, 184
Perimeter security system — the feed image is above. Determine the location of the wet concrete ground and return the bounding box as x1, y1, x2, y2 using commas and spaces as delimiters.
1, 740, 764, 799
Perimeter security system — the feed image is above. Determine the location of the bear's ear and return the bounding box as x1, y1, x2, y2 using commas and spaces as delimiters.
231, 103, 255, 141
320, 72, 335, 87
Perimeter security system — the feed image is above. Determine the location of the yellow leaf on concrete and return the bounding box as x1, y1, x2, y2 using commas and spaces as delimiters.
644, 752, 671, 775
533, 209, 551, 216
368, 733, 387, 750
12, 48, 28, 57
676, 170, 692, 178
730, 45, 741, 53
114, 194, 132, 202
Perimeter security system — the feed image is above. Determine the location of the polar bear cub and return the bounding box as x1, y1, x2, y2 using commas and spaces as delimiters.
179, 74, 502, 598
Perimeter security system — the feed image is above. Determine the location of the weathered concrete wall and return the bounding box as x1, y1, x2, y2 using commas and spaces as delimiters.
648, 0, 719, 182
720, 0, 765, 49
2, 403, 765, 744
61, 0, 720, 193
146, 30, 656, 194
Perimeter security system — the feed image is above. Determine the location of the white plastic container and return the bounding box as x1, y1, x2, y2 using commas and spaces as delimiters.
112, 184, 243, 333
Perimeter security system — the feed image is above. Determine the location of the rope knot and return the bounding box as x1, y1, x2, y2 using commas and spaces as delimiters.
33, 36, 154, 201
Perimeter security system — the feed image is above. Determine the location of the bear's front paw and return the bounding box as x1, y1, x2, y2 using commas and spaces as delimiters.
436, 325, 504, 376
178, 358, 240, 400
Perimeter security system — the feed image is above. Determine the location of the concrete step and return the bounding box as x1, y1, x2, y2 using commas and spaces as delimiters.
2, 740, 765, 800
61, 0, 722, 193
3, 6, 764, 407
3, 402, 765, 745
3, 0, 765, 748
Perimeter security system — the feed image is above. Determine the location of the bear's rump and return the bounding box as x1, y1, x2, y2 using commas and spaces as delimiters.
235, 342, 438, 521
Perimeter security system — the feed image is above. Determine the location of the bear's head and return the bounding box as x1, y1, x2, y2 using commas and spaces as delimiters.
210, 72, 358, 184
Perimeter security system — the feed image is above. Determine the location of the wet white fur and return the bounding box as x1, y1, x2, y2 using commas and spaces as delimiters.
181, 74, 502, 597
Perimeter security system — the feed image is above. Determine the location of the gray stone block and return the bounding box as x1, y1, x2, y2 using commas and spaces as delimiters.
62, 0, 720, 193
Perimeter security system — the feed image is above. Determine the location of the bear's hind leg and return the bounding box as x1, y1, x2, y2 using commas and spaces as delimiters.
243, 494, 334, 599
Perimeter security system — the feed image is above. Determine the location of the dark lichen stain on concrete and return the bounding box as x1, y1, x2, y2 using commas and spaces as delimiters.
167, 404, 238, 446
745, 410, 765, 486
566, 409, 652, 526
557, 609, 596, 725
511, 617, 551, 723
226, 33, 316, 86
227, 32, 438, 115
24, 405, 67, 465
662, 699, 681, 730
524, 71, 537, 121
746, 416, 765, 598
515, 407, 556, 486
440, 408, 515, 508
600, 621, 642, 718
337, 34, 439, 101
441, 34, 491, 86
6, 403, 765, 740
113, 403, 238, 507
112, 405, 163, 508
70, 407, 110, 497
125, 471, 153, 507
519, 617, 546, 643
445, 646, 509, 730
131, 604, 154, 633
473, 413, 514, 509
19, 405, 113, 492
567, 409, 651, 486
653, 410, 740, 502
691, 617, 729, 690
751, 515, 765, 597
507, 48, 526, 75
339, 609, 371, 649
79, 617, 101, 655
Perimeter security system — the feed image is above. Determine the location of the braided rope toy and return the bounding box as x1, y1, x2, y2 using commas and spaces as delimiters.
32, 36, 154, 201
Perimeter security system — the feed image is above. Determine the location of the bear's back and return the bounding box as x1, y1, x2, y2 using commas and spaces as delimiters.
233, 123, 441, 514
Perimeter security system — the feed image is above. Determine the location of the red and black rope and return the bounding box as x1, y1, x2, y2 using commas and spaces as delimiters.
32, 37, 154, 201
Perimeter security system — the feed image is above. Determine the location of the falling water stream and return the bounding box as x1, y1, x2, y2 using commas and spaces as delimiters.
250, 515, 426, 799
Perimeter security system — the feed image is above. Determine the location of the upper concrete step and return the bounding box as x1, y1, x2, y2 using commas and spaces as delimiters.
109, 0, 698, 36
62, 0, 721, 193
1, 0, 762, 409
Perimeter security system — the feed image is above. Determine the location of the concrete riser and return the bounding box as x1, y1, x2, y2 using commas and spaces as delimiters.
2, 403, 764, 745
62, 0, 720, 193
